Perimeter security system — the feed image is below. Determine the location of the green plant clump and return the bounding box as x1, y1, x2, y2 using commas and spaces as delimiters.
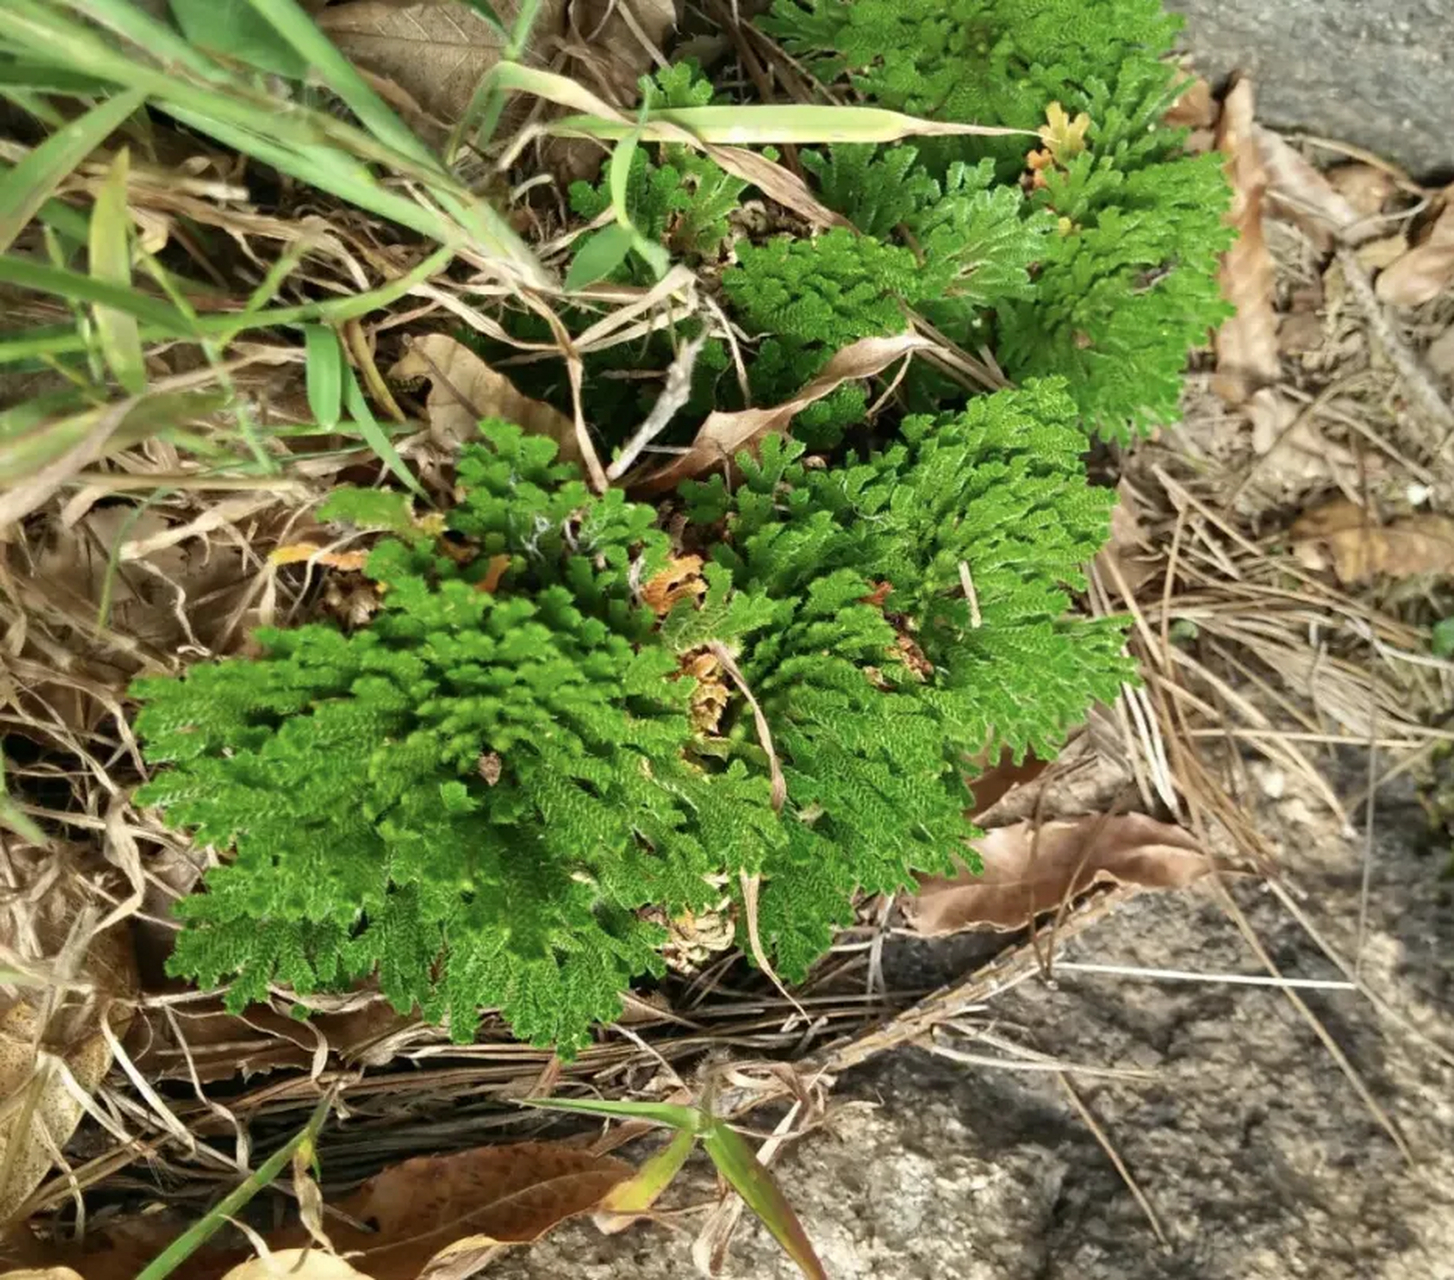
126, 0, 1227, 1055
764, 0, 1235, 439
133, 388, 1128, 1053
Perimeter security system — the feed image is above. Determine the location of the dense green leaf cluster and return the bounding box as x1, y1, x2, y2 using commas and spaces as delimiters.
763, 0, 1234, 438
133, 385, 1128, 1052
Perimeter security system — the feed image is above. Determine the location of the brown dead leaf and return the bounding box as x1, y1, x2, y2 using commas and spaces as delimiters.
388, 334, 579, 464
1212, 80, 1280, 405
320, 1, 565, 125
1244, 386, 1357, 494
641, 555, 705, 616
635, 333, 933, 493
296, 1142, 631, 1280
1355, 234, 1410, 272
221, 1253, 368, 1280
0, 917, 137, 1224
0, 1271, 89, 1280
571, 0, 678, 101
1375, 191, 1454, 307
1095, 479, 1156, 594
966, 751, 1050, 821
1427, 325, 1454, 381
1327, 163, 1396, 219
269, 545, 371, 572
1164, 74, 1216, 131
1290, 498, 1454, 583
904, 814, 1208, 936
1255, 125, 1377, 247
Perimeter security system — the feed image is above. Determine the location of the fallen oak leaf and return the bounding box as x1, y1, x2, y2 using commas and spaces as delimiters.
0, 920, 137, 1225
1290, 498, 1454, 583
318, 0, 565, 126
634, 332, 934, 494
903, 814, 1209, 936
388, 334, 581, 464
1375, 188, 1454, 307
1212, 80, 1279, 405
271, 1141, 632, 1280
269, 545, 371, 572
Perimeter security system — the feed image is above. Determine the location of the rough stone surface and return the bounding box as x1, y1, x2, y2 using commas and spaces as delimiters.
487, 767, 1454, 1279
1168, 0, 1454, 178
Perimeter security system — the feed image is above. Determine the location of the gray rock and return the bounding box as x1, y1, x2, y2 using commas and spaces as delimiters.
1168, 0, 1454, 178
486, 767, 1454, 1279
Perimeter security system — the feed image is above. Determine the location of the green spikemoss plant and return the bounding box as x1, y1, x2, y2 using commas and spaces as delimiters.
132, 388, 1130, 1054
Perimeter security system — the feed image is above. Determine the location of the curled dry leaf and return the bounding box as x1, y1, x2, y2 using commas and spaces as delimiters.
221, 1252, 368, 1280
1245, 385, 1357, 496
388, 334, 580, 464
1290, 498, 1454, 583
904, 814, 1208, 936
634, 333, 933, 493
1427, 324, 1454, 381
319, 0, 566, 125
0, 918, 137, 1224
0, 1271, 89, 1280
1212, 80, 1280, 406
1163, 73, 1216, 132
1326, 163, 1396, 220
641, 555, 706, 615
1254, 125, 1370, 245
1095, 479, 1157, 594
1375, 190, 1454, 308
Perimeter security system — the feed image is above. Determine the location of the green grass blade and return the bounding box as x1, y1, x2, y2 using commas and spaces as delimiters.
700, 1121, 827, 1280
565, 223, 634, 290
303, 324, 342, 430
597, 1128, 696, 1216
88, 147, 147, 393
342, 366, 426, 500
551, 104, 1033, 144
0, 87, 142, 253
0, 390, 228, 485
134, 1094, 334, 1280
523, 1096, 705, 1133
169, 0, 308, 79
56, 0, 241, 85
608, 127, 641, 228
242, 0, 438, 165
0, 252, 192, 331
0, 244, 454, 365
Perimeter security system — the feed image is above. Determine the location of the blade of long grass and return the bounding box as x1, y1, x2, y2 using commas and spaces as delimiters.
243, 0, 548, 283
596, 1128, 696, 1217
699, 1121, 826, 1280
0, 253, 193, 330
524, 1096, 706, 1133
243, 0, 437, 164
342, 367, 426, 500
88, 146, 146, 393
0, 86, 142, 253
460, 0, 546, 151
485, 62, 1029, 143
1, 3, 451, 192
0, 390, 227, 491
134, 1094, 334, 1280
0, 243, 455, 362
11, 2, 546, 283
303, 324, 342, 430
553, 103, 1033, 144
56, 0, 242, 85
160, 107, 459, 245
